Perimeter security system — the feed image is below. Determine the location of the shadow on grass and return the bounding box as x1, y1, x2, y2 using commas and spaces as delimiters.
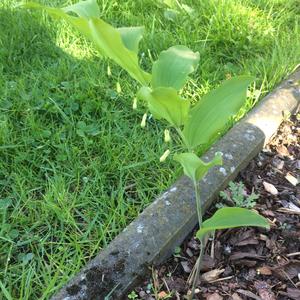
1, 6, 65, 73
0, 4, 113, 89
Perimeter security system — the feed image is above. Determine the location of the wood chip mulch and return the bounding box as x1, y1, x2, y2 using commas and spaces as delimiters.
130, 113, 300, 300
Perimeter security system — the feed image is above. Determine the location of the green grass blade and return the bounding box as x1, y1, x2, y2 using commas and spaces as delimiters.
0, 281, 13, 300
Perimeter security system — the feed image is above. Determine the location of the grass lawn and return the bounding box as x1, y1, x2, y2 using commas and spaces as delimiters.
0, 0, 299, 299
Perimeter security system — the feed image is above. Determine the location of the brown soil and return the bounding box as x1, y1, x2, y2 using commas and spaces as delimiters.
130, 114, 300, 300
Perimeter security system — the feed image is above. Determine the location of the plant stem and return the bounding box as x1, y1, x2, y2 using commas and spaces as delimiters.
190, 238, 204, 300
175, 127, 192, 153
188, 181, 203, 300
176, 128, 204, 299
193, 180, 202, 228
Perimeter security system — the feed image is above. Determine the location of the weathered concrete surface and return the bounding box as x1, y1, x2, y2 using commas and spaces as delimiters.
51, 70, 300, 300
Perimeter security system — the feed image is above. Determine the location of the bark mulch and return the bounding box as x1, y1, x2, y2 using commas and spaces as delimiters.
129, 113, 300, 300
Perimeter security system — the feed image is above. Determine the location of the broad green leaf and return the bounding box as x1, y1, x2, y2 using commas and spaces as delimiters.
183, 76, 254, 149
196, 207, 269, 240
174, 152, 222, 182
63, 0, 100, 18
88, 19, 150, 84
22, 2, 151, 85
152, 45, 200, 90
117, 27, 144, 54
137, 87, 190, 127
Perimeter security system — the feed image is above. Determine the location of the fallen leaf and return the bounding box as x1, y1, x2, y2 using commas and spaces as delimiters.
138, 290, 147, 298
277, 208, 300, 215
187, 239, 199, 250
233, 259, 257, 267
257, 266, 272, 275
230, 252, 264, 261
206, 292, 223, 300
230, 229, 255, 243
254, 281, 276, 300
231, 293, 243, 300
259, 234, 268, 241
263, 181, 278, 195
201, 254, 215, 271
247, 268, 257, 280
236, 237, 259, 246
180, 261, 191, 273
276, 144, 290, 156
261, 210, 275, 217
286, 201, 300, 212
287, 288, 300, 300
285, 173, 299, 186
272, 260, 300, 280
265, 238, 277, 250
186, 248, 193, 257
271, 157, 284, 169
165, 278, 186, 293
237, 289, 261, 300
158, 291, 168, 299
201, 268, 225, 282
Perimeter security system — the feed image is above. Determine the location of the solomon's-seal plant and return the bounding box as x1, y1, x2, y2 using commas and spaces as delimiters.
22, 1, 270, 298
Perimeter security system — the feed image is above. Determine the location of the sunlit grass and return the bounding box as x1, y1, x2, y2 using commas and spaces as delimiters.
0, 0, 299, 299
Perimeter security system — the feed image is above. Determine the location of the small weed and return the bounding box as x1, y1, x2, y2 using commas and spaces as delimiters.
174, 246, 181, 256
127, 290, 138, 299
219, 181, 259, 208
279, 222, 292, 231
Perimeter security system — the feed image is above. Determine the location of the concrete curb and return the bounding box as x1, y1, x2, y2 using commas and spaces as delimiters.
51, 70, 300, 300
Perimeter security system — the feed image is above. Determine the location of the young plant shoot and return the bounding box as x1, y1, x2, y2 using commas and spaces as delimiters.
23, 1, 270, 299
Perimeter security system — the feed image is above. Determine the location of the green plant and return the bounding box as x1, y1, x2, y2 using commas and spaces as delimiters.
22, 1, 270, 299
127, 290, 138, 300
219, 181, 259, 208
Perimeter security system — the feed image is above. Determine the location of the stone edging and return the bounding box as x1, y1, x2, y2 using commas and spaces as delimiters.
52, 69, 300, 300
